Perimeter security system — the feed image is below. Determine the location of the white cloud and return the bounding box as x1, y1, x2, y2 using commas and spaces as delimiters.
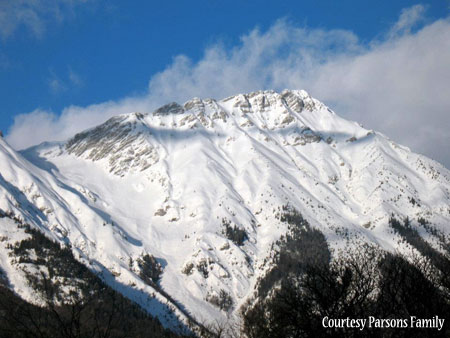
0, 0, 90, 39
6, 5, 450, 168
308, 18, 450, 167
6, 95, 155, 150
388, 4, 426, 38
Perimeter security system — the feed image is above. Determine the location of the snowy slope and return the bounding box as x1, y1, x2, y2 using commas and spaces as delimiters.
0, 137, 191, 328
1, 89, 450, 328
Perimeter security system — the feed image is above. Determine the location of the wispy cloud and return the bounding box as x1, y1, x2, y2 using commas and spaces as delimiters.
0, 0, 90, 39
68, 68, 82, 86
6, 5, 450, 168
47, 68, 83, 93
48, 70, 66, 93
388, 4, 426, 38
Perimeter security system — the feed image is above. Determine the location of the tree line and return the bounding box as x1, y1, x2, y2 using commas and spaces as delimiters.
240, 209, 450, 338
0, 215, 187, 338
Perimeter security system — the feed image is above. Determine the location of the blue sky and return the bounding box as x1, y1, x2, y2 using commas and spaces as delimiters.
0, 0, 449, 167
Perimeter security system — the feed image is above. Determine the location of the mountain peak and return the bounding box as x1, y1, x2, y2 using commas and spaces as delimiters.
147, 89, 325, 120
153, 102, 185, 116
59, 90, 365, 176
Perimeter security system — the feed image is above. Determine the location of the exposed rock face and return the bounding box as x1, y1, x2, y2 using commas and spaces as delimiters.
66, 113, 159, 175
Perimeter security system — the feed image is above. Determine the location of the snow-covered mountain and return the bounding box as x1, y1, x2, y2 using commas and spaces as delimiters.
1, 89, 450, 330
